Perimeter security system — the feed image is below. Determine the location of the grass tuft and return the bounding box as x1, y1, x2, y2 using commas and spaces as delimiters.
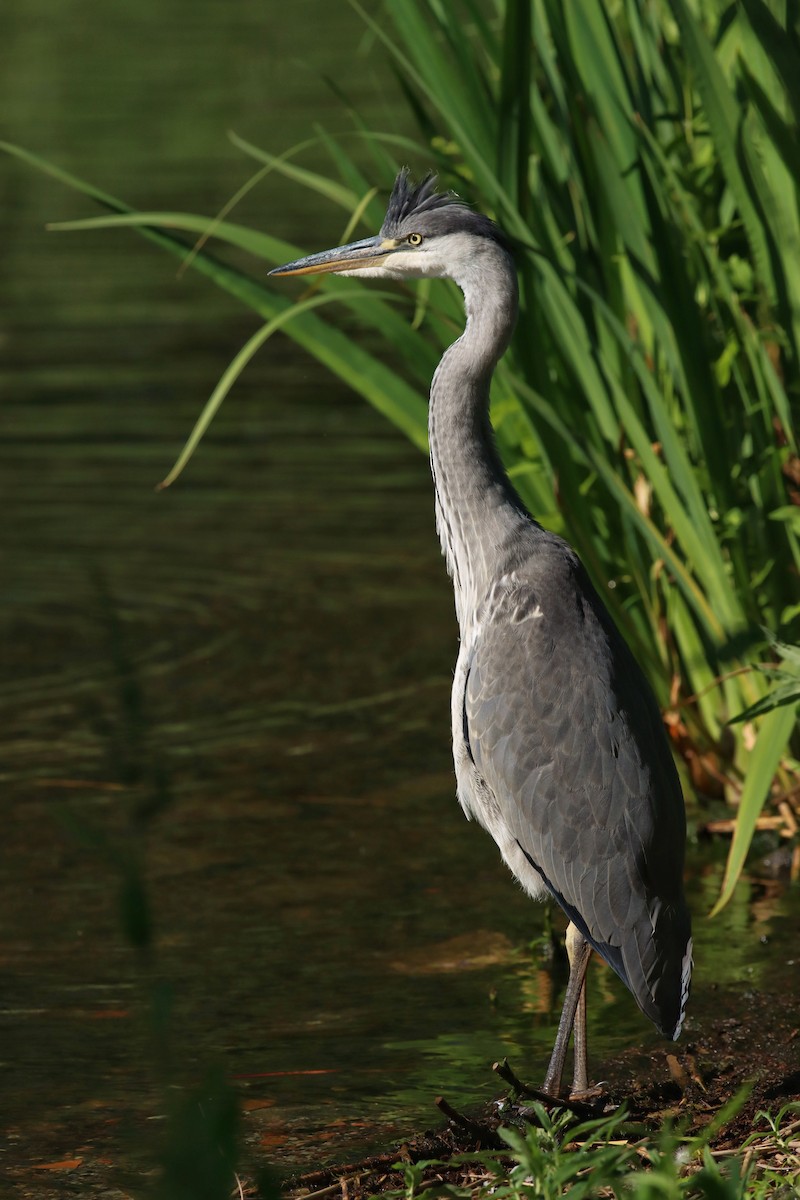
372, 1100, 800, 1200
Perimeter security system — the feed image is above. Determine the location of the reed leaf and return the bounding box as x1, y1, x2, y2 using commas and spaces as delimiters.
709, 702, 799, 917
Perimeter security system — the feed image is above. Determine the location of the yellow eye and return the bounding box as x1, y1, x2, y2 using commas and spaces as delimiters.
407, 232, 423, 246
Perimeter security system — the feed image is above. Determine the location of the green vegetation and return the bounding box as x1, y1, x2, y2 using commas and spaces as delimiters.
3, 0, 799, 906
386, 1100, 800, 1199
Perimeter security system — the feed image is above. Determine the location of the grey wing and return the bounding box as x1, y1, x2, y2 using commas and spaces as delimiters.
463, 554, 692, 1039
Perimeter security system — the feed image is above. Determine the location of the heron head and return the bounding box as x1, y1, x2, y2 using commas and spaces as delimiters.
268, 169, 510, 284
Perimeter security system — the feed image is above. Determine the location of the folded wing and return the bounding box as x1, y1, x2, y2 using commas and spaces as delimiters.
463, 544, 692, 1038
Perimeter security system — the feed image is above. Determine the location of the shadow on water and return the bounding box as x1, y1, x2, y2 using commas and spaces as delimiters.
2, 0, 799, 1193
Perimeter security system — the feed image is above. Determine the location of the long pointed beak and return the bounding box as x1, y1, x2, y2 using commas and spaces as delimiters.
269, 235, 392, 277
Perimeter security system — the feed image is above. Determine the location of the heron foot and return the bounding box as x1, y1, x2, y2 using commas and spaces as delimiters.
568, 1080, 607, 1103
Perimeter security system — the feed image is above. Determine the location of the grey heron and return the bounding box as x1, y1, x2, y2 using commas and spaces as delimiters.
270, 171, 692, 1099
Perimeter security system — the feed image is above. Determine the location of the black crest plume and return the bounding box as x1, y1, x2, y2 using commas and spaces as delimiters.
380, 167, 509, 248
380, 169, 455, 236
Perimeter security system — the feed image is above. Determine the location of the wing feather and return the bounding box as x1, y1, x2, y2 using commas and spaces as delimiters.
463, 544, 691, 1037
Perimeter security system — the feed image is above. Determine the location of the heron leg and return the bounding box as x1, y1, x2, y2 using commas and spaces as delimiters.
570, 967, 589, 1096
542, 921, 592, 1097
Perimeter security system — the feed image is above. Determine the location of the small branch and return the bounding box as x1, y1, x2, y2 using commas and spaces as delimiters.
435, 1095, 480, 1134
666, 1054, 692, 1092
492, 1059, 608, 1119
493, 1057, 537, 1097
703, 815, 786, 835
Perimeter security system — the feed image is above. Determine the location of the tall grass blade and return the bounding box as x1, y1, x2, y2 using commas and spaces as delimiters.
668, 0, 773, 296
710, 702, 799, 916
156, 289, 400, 490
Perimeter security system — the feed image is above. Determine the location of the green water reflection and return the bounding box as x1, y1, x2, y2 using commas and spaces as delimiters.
2, 0, 799, 1190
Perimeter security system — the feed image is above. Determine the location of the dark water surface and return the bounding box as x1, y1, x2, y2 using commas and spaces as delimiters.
2, 1, 799, 1192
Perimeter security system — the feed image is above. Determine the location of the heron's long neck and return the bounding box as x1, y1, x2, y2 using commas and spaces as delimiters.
428, 247, 527, 632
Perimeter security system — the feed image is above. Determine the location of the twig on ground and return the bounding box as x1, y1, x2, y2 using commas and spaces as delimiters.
492, 1059, 605, 1119
435, 1095, 493, 1142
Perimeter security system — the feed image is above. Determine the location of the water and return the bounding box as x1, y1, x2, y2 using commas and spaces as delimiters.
2, 1, 799, 1192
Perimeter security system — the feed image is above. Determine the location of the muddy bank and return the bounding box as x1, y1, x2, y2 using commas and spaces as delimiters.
285, 985, 800, 1198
